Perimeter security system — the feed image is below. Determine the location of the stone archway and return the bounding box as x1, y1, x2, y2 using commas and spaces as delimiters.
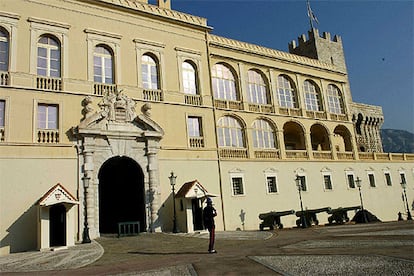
98, 156, 145, 233
72, 93, 164, 240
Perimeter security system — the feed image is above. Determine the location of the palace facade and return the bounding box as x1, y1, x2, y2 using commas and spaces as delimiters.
0, 0, 412, 255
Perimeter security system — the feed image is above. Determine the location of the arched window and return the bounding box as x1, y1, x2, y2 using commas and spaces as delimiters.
93, 45, 113, 84
277, 75, 297, 108
182, 61, 197, 94
304, 80, 322, 111
211, 63, 237, 100
252, 119, 276, 149
327, 84, 344, 114
0, 28, 9, 72
247, 70, 268, 104
217, 116, 245, 148
37, 35, 61, 78
142, 54, 159, 89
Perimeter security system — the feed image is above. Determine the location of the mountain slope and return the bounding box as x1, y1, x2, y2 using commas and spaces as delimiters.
381, 129, 414, 153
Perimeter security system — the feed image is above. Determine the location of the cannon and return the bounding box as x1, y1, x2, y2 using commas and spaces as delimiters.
295, 207, 331, 228
328, 206, 361, 225
259, 210, 295, 230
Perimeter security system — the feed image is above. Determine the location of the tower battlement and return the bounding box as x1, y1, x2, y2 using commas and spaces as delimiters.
289, 29, 342, 50
288, 28, 347, 73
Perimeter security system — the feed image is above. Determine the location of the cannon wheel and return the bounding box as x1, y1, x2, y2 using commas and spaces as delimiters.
279, 223, 284, 229
259, 224, 264, 231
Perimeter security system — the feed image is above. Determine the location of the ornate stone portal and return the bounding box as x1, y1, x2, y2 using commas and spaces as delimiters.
72, 91, 164, 239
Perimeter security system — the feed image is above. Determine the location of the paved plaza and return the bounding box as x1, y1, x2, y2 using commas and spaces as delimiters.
1, 221, 413, 275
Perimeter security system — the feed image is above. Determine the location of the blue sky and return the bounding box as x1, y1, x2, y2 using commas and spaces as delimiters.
170, 0, 414, 133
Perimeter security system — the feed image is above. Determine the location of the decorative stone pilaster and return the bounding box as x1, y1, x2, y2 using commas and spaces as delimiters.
329, 133, 338, 160
147, 144, 160, 232
304, 132, 314, 160
277, 130, 286, 159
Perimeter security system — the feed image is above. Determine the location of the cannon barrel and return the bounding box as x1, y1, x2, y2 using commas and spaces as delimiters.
259, 209, 295, 230
296, 207, 331, 217
328, 206, 361, 224
328, 206, 361, 214
259, 210, 295, 220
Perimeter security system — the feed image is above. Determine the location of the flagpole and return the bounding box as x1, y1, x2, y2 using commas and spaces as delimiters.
307, 0, 314, 30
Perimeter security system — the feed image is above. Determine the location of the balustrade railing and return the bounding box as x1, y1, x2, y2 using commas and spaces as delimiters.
37, 76, 62, 91
0, 71, 9, 86
313, 151, 332, 160
306, 110, 327, 119
143, 89, 163, 102
248, 103, 274, 113
337, 152, 354, 160
279, 107, 301, 116
185, 94, 202, 106
330, 113, 348, 121
390, 153, 405, 161
254, 149, 279, 159
214, 99, 243, 110
359, 152, 375, 160
285, 150, 308, 159
94, 83, 117, 95
189, 137, 204, 148
37, 129, 59, 143
219, 148, 248, 159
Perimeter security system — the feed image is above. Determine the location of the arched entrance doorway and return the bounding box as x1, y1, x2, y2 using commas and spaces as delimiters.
98, 156, 145, 234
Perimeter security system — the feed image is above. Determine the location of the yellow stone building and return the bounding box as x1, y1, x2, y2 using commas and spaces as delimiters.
0, 0, 412, 255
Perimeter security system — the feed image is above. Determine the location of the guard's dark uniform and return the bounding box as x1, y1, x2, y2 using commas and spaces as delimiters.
203, 198, 217, 253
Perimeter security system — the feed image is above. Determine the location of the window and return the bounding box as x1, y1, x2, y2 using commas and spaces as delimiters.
323, 175, 332, 190
267, 176, 277, 193
327, 84, 344, 114
142, 54, 159, 89
182, 61, 197, 94
347, 174, 355, 189
298, 175, 307, 191
277, 75, 297, 108
252, 119, 276, 149
217, 116, 245, 148
385, 173, 392, 186
37, 35, 61, 78
0, 100, 4, 127
368, 173, 376, 187
187, 116, 202, 137
304, 80, 322, 111
0, 28, 9, 72
38, 104, 58, 129
94, 45, 113, 84
211, 63, 237, 100
232, 177, 244, 195
400, 173, 406, 185
247, 70, 268, 104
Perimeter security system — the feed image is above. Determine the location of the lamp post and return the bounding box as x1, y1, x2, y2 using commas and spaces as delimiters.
169, 171, 178, 233
82, 176, 91, 243
355, 177, 368, 223
401, 181, 412, 220
295, 175, 308, 228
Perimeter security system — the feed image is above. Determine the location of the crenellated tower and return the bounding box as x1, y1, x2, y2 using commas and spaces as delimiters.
289, 28, 347, 74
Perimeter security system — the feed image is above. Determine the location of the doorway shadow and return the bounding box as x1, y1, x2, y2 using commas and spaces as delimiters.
0, 202, 38, 253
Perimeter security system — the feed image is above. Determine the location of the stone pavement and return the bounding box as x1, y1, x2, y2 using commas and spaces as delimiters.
1, 221, 413, 275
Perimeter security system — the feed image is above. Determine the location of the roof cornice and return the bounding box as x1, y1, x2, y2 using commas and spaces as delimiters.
79, 0, 211, 31
209, 34, 344, 74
